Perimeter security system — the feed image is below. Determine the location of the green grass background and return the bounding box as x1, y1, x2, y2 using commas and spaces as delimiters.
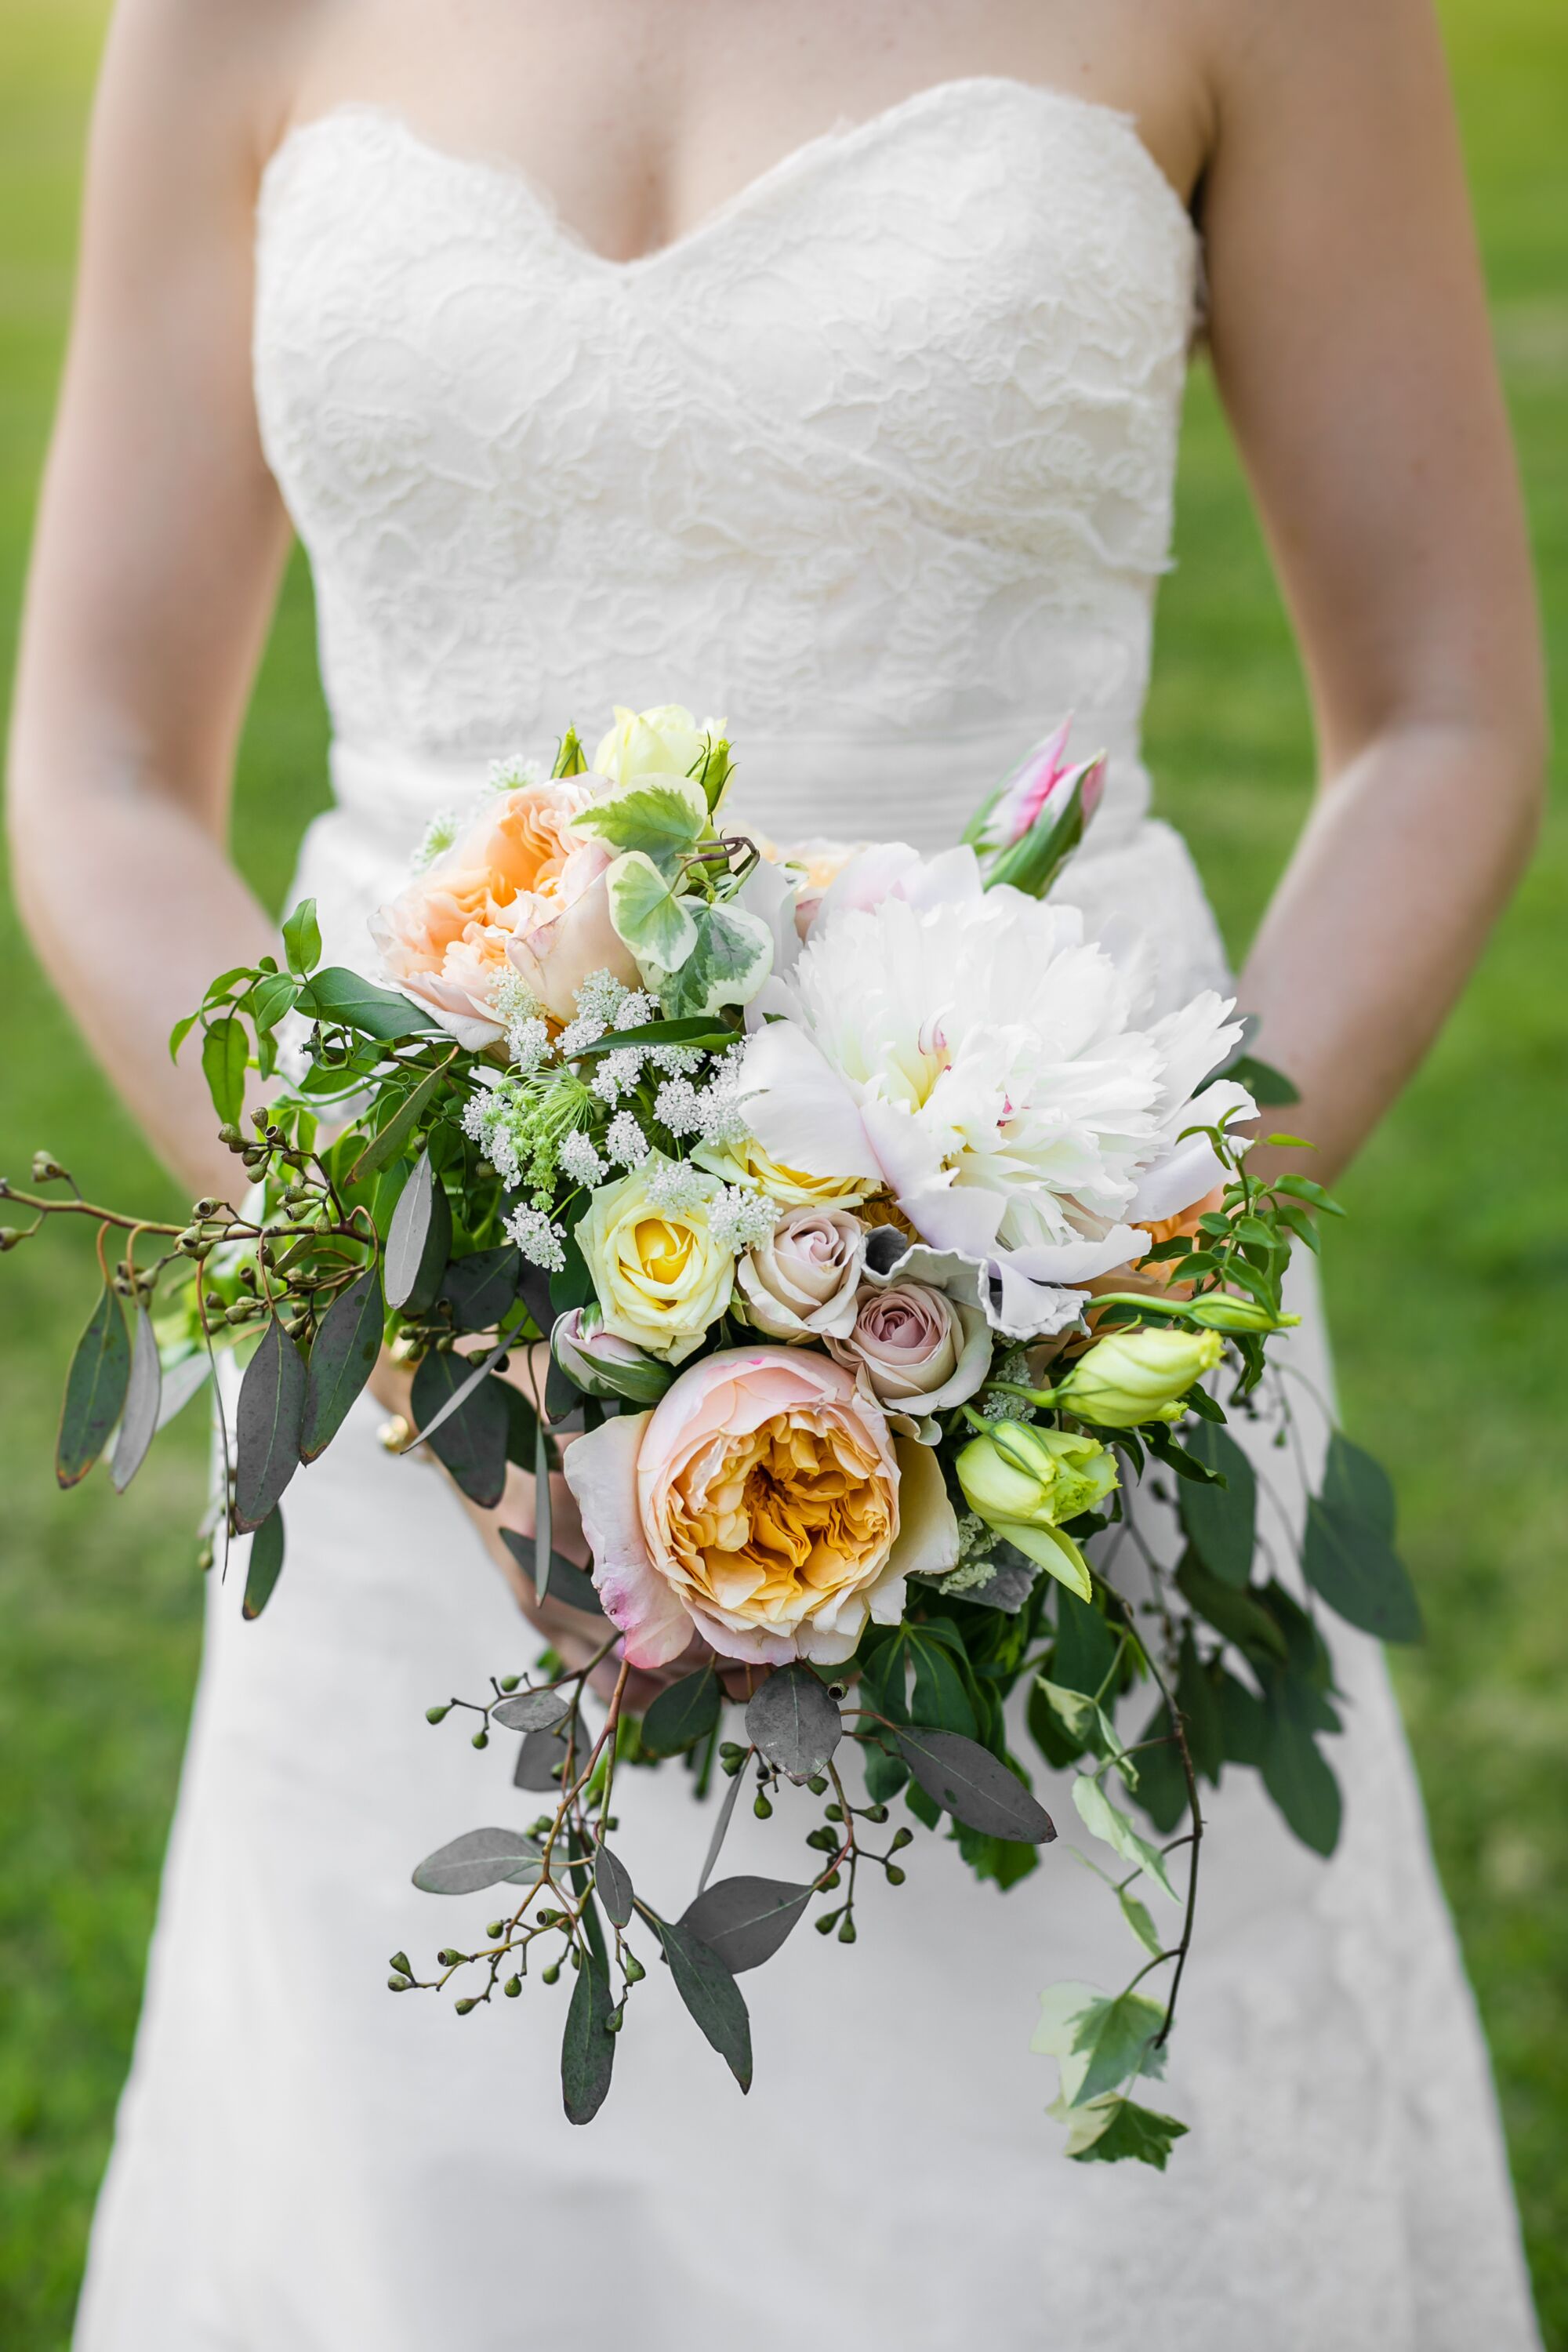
0, 0, 1563, 2338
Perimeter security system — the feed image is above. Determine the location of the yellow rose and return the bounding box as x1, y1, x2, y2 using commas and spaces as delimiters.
576, 1158, 735, 1363
695, 1131, 880, 1210
592, 703, 724, 789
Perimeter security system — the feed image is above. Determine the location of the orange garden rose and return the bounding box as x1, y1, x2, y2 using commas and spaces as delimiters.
368, 775, 640, 1042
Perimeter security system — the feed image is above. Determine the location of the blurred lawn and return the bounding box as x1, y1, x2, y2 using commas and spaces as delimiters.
1, 0, 1563, 2340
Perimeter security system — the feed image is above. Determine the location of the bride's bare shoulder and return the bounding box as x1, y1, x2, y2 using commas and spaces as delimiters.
97, 0, 336, 171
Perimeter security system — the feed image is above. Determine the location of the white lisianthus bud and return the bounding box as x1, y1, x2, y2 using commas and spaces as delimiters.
551, 1306, 673, 1405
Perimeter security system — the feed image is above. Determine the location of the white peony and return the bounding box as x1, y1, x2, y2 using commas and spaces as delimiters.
735, 848, 1253, 1337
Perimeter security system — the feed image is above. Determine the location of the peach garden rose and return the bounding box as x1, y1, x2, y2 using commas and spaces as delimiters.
562, 1348, 960, 1669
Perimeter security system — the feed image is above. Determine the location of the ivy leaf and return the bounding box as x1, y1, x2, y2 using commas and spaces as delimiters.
109, 1305, 162, 1494
651, 1916, 753, 2091
383, 1151, 451, 1314
1302, 1497, 1422, 1644
299, 1269, 383, 1461
745, 1664, 842, 1782
241, 1505, 286, 1619
897, 1728, 1056, 1844
299, 966, 429, 1042
1071, 1773, 1179, 1903
1176, 1423, 1257, 1588
1116, 1885, 1164, 1959
606, 850, 701, 969
1031, 1980, 1167, 2107
572, 775, 707, 873
491, 1687, 572, 1733
412, 1825, 542, 1895
201, 1014, 249, 1126
654, 899, 775, 1019
233, 1315, 306, 1532
641, 1665, 721, 1758
1059, 2093, 1189, 2169
679, 1876, 814, 1974
561, 1939, 617, 2126
281, 898, 322, 978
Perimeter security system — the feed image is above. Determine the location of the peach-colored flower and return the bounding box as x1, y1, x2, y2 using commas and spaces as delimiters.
369, 776, 640, 1043
561, 1348, 958, 1668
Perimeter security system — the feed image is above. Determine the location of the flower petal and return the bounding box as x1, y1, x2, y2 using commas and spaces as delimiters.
560, 1412, 693, 1670
739, 1022, 884, 1183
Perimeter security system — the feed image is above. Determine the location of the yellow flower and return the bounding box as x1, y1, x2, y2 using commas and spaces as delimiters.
695, 1131, 880, 1210
577, 1160, 735, 1363
956, 1422, 1117, 1599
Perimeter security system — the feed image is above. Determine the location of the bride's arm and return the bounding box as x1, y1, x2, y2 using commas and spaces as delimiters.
6, 0, 307, 1204
1196, 0, 1545, 1181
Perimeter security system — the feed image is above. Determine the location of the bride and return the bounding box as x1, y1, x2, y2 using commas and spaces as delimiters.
9, 0, 1546, 2346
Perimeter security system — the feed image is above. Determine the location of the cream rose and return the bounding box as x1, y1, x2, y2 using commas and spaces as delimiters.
370, 775, 639, 1041
576, 1159, 735, 1363
593, 703, 724, 790
562, 1347, 960, 1668
826, 1276, 993, 1423
694, 1131, 880, 1210
735, 1204, 866, 1341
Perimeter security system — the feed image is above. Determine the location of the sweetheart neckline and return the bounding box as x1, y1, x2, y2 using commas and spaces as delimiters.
259, 74, 1197, 277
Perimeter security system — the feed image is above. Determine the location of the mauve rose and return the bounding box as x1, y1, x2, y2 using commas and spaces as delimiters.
735, 1204, 866, 1341
826, 1278, 993, 1421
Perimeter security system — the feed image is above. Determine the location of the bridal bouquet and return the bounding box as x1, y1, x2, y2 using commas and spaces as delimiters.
4, 704, 1422, 2166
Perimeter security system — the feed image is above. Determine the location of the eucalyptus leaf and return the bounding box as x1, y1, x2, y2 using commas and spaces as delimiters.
1176, 1423, 1257, 1588
440, 1246, 522, 1332
680, 1876, 813, 1973
651, 1916, 753, 2091
641, 1666, 721, 1758
491, 1687, 572, 1733
109, 1305, 162, 1494
561, 1941, 617, 2125
347, 1058, 453, 1183
513, 1725, 569, 1791
498, 1529, 605, 1617
233, 1316, 306, 1532
1302, 1497, 1423, 1644
745, 1664, 842, 1782
299, 1269, 383, 1461
383, 1151, 451, 1314
594, 1844, 635, 1929
412, 1825, 543, 1896
154, 1351, 212, 1434
241, 1505, 286, 1619
897, 1728, 1056, 1844
410, 1348, 509, 1508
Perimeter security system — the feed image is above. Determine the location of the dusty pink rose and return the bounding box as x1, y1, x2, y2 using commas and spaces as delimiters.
561, 1348, 958, 1668
735, 1205, 866, 1341
826, 1278, 992, 1421
368, 775, 640, 1044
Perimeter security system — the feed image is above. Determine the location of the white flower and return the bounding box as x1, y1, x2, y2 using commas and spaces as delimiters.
591, 1047, 646, 1105
644, 1159, 710, 1213
708, 1185, 781, 1254
559, 1129, 607, 1188
606, 1111, 651, 1168
504, 1203, 567, 1272
654, 1076, 703, 1135
734, 851, 1253, 1337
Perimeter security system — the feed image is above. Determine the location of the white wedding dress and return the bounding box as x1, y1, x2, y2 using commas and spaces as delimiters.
74, 79, 1541, 2352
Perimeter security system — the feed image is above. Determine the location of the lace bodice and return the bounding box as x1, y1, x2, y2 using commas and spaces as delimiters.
254, 79, 1199, 856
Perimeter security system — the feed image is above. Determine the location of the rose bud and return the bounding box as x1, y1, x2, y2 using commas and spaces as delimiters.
1052, 1327, 1224, 1428
735, 1204, 866, 1342
550, 1305, 673, 1406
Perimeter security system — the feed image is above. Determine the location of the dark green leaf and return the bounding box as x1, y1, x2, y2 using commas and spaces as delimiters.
1130, 1702, 1187, 1835
491, 1687, 571, 1733
907, 1628, 979, 1740
1174, 1549, 1288, 1663
412, 1826, 542, 1895
243, 970, 299, 1036
652, 1916, 753, 2090
410, 1349, 508, 1508
281, 897, 322, 978
169, 1010, 201, 1062
1260, 1679, 1342, 1855
1302, 1498, 1423, 1644
233, 1316, 306, 1532
441, 1247, 522, 1333
548, 1222, 594, 1315
955, 1828, 1040, 1889
1176, 1424, 1257, 1588
383, 1152, 451, 1313
299, 1270, 383, 1461
109, 1305, 162, 1494
1175, 1629, 1225, 1784
642, 1667, 721, 1758
861, 1739, 909, 1802
497, 1529, 605, 1617
1217, 1668, 1268, 1768
745, 1664, 842, 1782
1028, 1674, 1091, 1769
594, 1845, 635, 1929
1066, 2096, 1189, 2169
241, 1505, 286, 1619
1074, 1989, 1167, 2105
681, 1876, 813, 1973
571, 1015, 736, 1059
500, 1377, 540, 1467
897, 1728, 1057, 1843
300, 966, 428, 1041
1322, 1432, 1396, 1540
1052, 1585, 1123, 1696
533, 1414, 553, 1601
201, 1014, 248, 1126
347, 1058, 454, 1183
1224, 1053, 1300, 1107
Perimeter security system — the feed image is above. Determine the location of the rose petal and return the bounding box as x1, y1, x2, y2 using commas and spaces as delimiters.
560, 1412, 693, 1670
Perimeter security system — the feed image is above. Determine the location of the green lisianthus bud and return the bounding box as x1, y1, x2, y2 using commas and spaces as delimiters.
1183, 1294, 1298, 1334
1054, 1327, 1224, 1428
955, 1422, 1117, 1598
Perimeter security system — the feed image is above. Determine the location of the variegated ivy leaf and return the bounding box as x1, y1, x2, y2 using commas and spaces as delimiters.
1035, 1681, 1139, 1791
572, 775, 707, 875
1032, 1980, 1167, 2107
607, 850, 702, 971
1072, 1773, 1178, 1902
655, 899, 775, 1019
